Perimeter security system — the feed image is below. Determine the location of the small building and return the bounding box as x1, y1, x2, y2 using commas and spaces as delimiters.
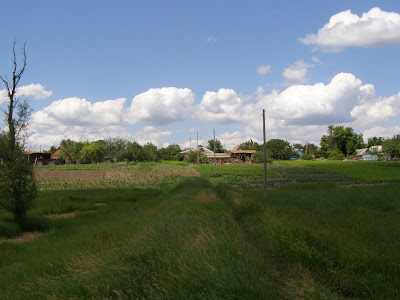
230, 146, 256, 163
25, 151, 51, 165
355, 148, 378, 161
181, 146, 231, 164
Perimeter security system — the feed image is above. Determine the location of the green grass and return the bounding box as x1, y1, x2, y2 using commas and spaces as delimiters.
219, 183, 400, 298
276, 160, 400, 182
2, 161, 400, 298
0, 179, 277, 299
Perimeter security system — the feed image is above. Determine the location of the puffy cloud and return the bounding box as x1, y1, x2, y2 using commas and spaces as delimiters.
125, 87, 194, 126
270, 73, 367, 124
133, 126, 172, 147
257, 65, 271, 75
27, 125, 131, 150
0, 83, 52, 105
351, 92, 400, 126
217, 131, 260, 151
282, 60, 314, 85
363, 126, 400, 140
31, 97, 126, 127
300, 7, 400, 52
193, 88, 246, 123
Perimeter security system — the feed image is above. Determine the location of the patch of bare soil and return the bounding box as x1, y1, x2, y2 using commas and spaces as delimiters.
0, 232, 43, 243
94, 202, 107, 206
46, 211, 76, 219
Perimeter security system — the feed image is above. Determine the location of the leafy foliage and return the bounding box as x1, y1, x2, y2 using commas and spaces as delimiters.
266, 139, 293, 160
327, 149, 345, 160
320, 125, 365, 158
187, 150, 209, 164
383, 135, 400, 159
207, 139, 226, 153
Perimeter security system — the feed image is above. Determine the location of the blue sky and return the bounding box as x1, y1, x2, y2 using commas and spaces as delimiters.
1, 0, 400, 150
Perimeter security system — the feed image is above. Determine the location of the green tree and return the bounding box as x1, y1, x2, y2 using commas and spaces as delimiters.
266, 139, 293, 160
79, 141, 107, 164
142, 143, 160, 162
159, 144, 182, 160
383, 135, 400, 159
59, 139, 85, 163
367, 136, 384, 148
320, 125, 365, 158
239, 139, 263, 151
252, 151, 272, 163
187, 150, 209, 164
104, 137, 128, 162
292, 143, 304, 152
118, 141, 144, 162
207, 139, 226, 153
0, 42, 37, 222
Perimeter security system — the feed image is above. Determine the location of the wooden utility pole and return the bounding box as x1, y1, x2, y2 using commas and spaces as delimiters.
263, 109, 268, 199
196, 131, 199, 164
213, 128, 216, 176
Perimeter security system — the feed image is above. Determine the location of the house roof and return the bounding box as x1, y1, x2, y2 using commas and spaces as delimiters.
369, 145, 383, 153
355, 148, 369, 156
230, 146, 256, 154
180, 146, 230, 158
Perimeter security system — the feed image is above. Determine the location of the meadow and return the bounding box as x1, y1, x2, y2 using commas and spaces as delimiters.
0, 161, 399, 298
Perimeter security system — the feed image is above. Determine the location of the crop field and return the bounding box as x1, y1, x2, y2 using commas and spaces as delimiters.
1, 161, 400, 298
35, 162, 200, 189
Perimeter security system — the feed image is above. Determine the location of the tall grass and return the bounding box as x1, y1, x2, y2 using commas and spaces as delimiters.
218, 183, 400, 298
0, 178, 277, 299
277, 160, 400, 182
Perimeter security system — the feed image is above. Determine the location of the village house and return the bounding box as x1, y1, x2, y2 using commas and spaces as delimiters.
230, 146, 256, 163
180, 146, 231, 164
355, 146, 382, 161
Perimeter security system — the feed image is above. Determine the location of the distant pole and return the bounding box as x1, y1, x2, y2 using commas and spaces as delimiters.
189, 138, 192, 150
196, 131, 199, 165
263, 109, 268, 199
213, 128, 217, 176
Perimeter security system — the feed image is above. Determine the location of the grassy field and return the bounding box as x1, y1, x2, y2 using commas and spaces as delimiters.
276, 160, 400, 182
1, 161, 400, 298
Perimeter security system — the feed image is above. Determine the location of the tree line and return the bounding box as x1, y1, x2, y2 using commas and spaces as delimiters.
43, 125, 400, 164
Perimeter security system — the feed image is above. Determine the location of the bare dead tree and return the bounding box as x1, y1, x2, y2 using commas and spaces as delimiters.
0, 41, 37, 222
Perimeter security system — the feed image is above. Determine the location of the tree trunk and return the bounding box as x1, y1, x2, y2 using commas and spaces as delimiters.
15, 205, 27, 223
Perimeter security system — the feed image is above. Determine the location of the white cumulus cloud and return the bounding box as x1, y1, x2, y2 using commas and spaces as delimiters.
0, 83, 52, 105
31, 97, 126, 127
363, 126, 400, 140
125, 87, 194, 126
194, 88, 246, 123
133, 126, 173, 148
300, 7, 400, 52
282, 60, 314, 85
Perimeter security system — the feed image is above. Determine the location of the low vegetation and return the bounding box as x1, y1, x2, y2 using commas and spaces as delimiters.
0, 161, 399, 298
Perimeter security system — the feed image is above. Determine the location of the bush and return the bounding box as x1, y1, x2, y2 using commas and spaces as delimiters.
327, 150, 345, 161
301, 154, 313, 160
252, 151, 273, 164
187, 151, 209, 164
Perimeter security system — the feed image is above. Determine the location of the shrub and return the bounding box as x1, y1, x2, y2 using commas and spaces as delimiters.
253, 151, 273, 164
301, 154, 313, 160
327, 150, 345, 161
